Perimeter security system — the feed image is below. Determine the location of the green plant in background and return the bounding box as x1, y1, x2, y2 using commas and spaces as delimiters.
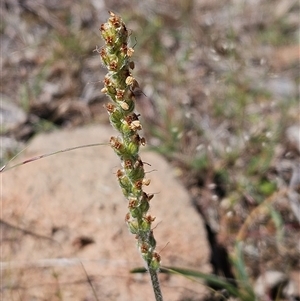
231, 242, 256, 301
99, 12, 163, 301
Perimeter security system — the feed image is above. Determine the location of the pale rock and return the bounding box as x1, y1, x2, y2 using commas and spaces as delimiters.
254, 270, 297, 299
2, 125, 210, 301
286, 125, 300, 153
0, 94, 27, 130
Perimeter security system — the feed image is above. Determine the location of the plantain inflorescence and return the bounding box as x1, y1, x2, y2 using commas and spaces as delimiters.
99, 11, 161, 272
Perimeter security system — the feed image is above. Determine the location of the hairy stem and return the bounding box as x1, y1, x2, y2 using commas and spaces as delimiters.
148, 266, 164, 301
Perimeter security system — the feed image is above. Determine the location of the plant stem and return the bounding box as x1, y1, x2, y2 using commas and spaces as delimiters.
148, 266, 164, 301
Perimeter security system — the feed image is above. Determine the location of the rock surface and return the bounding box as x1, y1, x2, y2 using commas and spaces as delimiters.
2, 125, 210, 301
0, 94, 27, 130
286, 125, 300, 153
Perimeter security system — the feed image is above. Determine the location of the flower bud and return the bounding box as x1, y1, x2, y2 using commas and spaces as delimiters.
139, 199, 150, 215
149, 252, 161, 270
126, 141, 139, 157
127, 219, 139, 234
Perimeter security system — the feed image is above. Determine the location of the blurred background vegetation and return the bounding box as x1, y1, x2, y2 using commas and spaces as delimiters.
1, 0, 299, 299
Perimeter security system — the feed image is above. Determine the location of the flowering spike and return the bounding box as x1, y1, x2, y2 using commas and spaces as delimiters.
99, 12, 162, 279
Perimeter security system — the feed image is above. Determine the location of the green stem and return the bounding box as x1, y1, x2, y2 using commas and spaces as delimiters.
148, 266, 164, 301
